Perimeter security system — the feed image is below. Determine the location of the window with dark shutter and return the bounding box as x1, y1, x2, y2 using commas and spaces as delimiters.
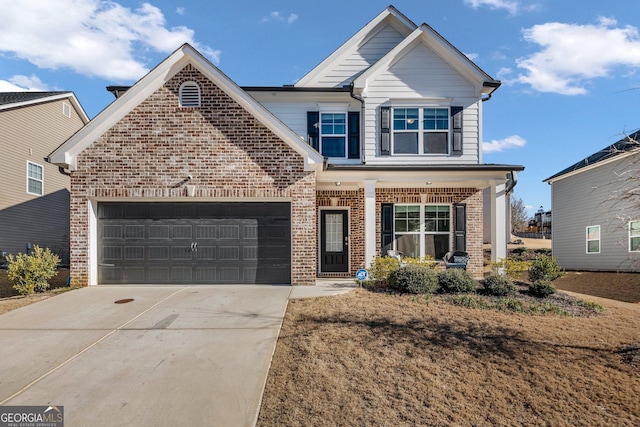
179, 82, 201, 107
381, 203, 394, 255
348, 112, 360, 159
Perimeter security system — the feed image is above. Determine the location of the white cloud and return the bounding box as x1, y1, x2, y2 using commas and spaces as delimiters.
464, 0, 519, 15
512, 17, 640, 95
0, 74, 50, 91
0, 0, 219, 82
176, 7, 185, 16
261, 11, 298, 24
465, 52, 479, 61
483, 135, 526, 153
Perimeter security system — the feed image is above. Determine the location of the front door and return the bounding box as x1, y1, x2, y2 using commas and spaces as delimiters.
320, 210, 348, 272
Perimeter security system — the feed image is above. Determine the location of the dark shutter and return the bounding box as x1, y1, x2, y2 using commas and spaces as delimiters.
381, 203, 394, 255
307, 111, 319, 151
348, 112, 360, 159
454, 203, 466, 252
451, 106, 463, 156
380, 107, 390, 155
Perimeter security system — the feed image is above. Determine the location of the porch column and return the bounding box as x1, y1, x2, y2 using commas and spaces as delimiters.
364, 179, 377, 268
491, 181, 507, 262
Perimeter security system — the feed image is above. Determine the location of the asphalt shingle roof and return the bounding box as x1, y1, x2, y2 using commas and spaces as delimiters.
0, 91, 71, 106
545, 129, 640, 181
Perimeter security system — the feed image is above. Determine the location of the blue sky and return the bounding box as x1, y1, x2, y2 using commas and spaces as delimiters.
1, 0, 639, 217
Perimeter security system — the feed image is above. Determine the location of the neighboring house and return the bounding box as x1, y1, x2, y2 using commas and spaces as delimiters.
544, 130, 640, 271
0, 92, 89, 265
48, 6, 523, 286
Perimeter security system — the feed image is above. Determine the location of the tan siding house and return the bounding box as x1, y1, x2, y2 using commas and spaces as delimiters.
0, 92, 88, 264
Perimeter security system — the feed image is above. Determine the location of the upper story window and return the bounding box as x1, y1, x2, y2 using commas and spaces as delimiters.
320, 113, 347, 157
630, 221, 640, 252
381, 105, 463, 156
179, 81, 201, 107
27, 161, 43, 196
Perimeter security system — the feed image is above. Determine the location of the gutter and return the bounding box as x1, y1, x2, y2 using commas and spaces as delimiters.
349, 82, 365, 161
505, 170, 518, 194
44, 156, 71, 176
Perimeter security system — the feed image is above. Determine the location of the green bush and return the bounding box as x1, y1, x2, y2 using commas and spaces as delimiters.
528, 254, 564, 283
367, 256, 402, 288
491, 258, 530, 281
390, 265, 438, 295
481, 274, 516, 296
7, 246, 60, 295
437, 268, 476, 294
528, 281, 556, 298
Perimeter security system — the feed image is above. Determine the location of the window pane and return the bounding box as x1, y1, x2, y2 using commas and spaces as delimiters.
395, 234, 419, 258
424, 108, 449, 130
423, 133, 448, 154
321, 113, 346, 135
393, 108, 418, 130
631, 237, 640, 252
28, 163, 43, 180
321, 137, 346, 157
631, 221, 640, 237
587, 240, 600, 253
425, 206, 450, 232
28, 178, 42, 195
587, 226, 600, 240
325, 214, 343, 252
394, 132, 418, 154
425, 234, 449, 259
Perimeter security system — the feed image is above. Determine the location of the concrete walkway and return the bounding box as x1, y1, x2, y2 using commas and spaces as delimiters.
0, 282, 355, 427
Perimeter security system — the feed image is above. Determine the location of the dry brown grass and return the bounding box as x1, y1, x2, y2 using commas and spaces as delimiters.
0, 269, 70, 315
258, 289, 640, 426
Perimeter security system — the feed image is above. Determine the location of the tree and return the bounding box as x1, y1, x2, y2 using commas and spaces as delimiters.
510, 195, 528, 234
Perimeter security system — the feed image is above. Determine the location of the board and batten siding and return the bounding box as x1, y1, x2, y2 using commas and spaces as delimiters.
362, 43, 481, 165
551, 154, 640, 271
0, 98, 84, 260
308, 24, 406, 88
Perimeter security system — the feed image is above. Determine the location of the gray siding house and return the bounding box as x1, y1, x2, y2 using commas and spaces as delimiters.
545, 130, 640, 271
0, 92, 89, 263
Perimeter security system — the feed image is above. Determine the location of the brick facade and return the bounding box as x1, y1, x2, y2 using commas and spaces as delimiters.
69, 64, 317, 286
375, 188, 484, 277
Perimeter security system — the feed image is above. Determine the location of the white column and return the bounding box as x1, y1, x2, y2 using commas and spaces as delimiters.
491, 181, 507, 262
364, 179, 377, 268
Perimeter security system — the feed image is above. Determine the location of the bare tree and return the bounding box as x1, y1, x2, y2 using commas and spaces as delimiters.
510, 195, 528, 234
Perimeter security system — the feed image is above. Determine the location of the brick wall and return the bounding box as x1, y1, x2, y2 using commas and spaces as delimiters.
316, 189, 366, 277
69, 64, 317, 286
375, 188, 484, 277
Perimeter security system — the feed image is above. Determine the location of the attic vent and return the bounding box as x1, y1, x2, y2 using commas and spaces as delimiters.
62, 102, 71, 118
179, 81, 201, 107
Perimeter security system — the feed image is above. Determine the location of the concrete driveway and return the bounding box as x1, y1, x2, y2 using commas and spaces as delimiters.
0, 285, 292, 427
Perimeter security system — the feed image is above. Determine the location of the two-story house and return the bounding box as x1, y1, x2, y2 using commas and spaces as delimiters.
48, 6, 523, 286
1, 92, 88, 265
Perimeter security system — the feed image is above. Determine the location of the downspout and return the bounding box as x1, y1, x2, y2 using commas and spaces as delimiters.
505, 171, 517, 194
349, 82, 365, 161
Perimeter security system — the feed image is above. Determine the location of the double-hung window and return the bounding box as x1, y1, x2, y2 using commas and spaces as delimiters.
320, 113, 347, 158
392, 107, 450, 155
586, 225, 600, 254
394, 204, 451, 259
630, 221, 640, 252
27, 161, 43, 196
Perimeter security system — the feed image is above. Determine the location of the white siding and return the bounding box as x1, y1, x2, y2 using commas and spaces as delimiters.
551, 154, 640, 271
312, 24, 405, 88
361, 44, 480, 164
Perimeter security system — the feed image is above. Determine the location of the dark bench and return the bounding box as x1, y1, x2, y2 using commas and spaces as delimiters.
443, 251, 469, 270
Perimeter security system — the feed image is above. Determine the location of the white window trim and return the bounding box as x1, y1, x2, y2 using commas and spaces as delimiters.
391, 106, 451, 156
586, 225, 600, 254
26, 161, 44, 196
629, 221, 640, 252
179, 81, 201, 107
393, 204, 452, 259
319, 111, 348, 159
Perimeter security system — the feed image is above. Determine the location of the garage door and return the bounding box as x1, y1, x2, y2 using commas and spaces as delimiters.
97, 202, 291, 284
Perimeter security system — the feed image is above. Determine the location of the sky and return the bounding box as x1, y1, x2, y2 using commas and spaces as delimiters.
1, 0, 639, 217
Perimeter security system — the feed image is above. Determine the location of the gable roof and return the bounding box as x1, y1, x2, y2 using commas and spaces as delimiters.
352, 23, 500, 95
294, 6, 417, 87
48, 44, 324, 171
544, 129, 640, 182
0, 91, 89, 122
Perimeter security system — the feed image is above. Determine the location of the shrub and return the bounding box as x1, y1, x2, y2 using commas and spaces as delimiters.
7, 246, 60, 295
528, 254, 564, 283
403, 255, 436, 268
529, 280, 556, 298
437, 268, 476, 294
481, 274, 516, 296
390, 265, 438, 295
367, 256, 402, 288
491, 258, 529, 281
